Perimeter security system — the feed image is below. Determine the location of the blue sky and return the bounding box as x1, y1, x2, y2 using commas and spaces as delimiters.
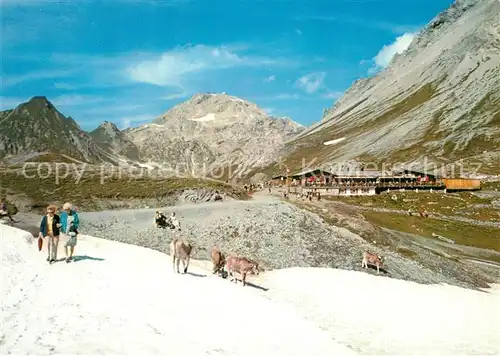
1, 0, 453, 131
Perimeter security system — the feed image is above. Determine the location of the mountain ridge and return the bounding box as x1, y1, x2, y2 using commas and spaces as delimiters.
275, 0, 500, 176
2, 0, 499, 178
0, 93, 305, 179
0, 96, 125, 165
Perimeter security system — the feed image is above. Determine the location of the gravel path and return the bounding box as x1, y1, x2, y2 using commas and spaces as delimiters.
79, 194, 366, 270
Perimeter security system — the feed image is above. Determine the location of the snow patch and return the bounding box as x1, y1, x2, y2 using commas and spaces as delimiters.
0, 224, 356, 355
323, 137, 346, 145
136, 162, 156, 169
261, 268, 500, 355
3, 222, 498, 355
190, 113, 216, 122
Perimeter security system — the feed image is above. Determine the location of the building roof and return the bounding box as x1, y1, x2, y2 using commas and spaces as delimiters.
290, 168, 333, 177
393, 168, 440, 178
333, 170, 381, 178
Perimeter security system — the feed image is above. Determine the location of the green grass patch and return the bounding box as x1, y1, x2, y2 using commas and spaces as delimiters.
0, 169, 248, 211
362, 211, 500, 251
396, 247, 419, 260
483, 181, 500, 191
25, 153, 82, 163
325, 191, 499, 221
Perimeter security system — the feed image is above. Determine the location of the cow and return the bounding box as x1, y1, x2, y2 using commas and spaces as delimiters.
225, 255, 259, 287
170, 238, 192, 274
211, 247, 226, 276
361, 251, 384, 273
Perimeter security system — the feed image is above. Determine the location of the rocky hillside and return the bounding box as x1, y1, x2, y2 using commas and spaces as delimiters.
280, 0, 500, 175
125, 93, 305, 178
0, 97, 127, 165
88, 121, 140, 161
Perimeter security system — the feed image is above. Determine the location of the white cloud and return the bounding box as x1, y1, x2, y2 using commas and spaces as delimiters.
295, 72, 326, 93
2, 69, 74, 88
53, 82, 79, 90
300, 15, 421, 35
295, 28, 303, 36
274, 93, 301, 100
126, 44, 282, 87
370, 32, 416, 72
162, 92, 189, 100
83, 103, 147, 116
264, 75, 276, 83
51, 94, 106, 107
119, 114, 156, 129
324, 91, 343, 100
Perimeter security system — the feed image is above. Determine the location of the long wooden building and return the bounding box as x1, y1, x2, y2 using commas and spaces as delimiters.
268, 166, 481, 195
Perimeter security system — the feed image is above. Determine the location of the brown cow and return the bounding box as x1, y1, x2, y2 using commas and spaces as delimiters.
170, 238, 192, 274
361, 251, 384, 273
225, 255, 259, 286
211, 247, 226, 276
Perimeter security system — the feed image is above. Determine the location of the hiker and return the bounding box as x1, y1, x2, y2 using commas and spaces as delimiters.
168, 212, 181, 230
154, 211, 168, 228
60, 202, 80, 263
39, 205, 61, 264
0, 197, 15, 222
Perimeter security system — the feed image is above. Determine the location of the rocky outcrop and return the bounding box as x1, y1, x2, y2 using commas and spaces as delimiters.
89, 121, 140, 161
125, 93, 305, 178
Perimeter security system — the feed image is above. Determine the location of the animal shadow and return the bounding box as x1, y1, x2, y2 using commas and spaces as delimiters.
365, 264, 389, 275
186, 271, 207, 278
72, 255, 106, 262
242, 281, 269, 292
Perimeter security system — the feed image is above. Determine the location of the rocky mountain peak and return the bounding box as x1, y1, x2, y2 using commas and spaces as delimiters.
9, 96, 79, 131
24, 96, 52, 108
124, 92, 306, 177
89, 121, 140, 161
92, 121, 121, 138
153, 92, 271, 127
397, 0, 497, 64
0, 97, 117, 164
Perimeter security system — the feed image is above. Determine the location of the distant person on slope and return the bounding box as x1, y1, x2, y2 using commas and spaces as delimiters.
39, 205, 61, 264
60, 202, 80, 263
0, 197, 15, 222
